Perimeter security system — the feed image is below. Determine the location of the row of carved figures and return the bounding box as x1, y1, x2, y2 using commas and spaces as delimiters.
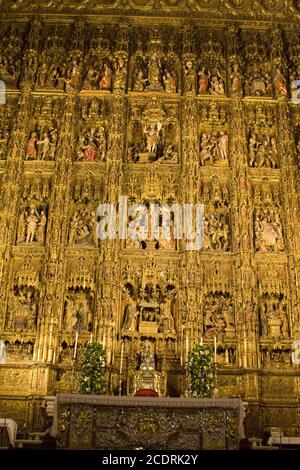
5, 285, 291, 340
0, 40, 291, 99
13, 203, 284, 253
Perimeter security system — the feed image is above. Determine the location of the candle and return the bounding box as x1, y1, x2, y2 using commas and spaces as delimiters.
214, 336, 217, 363
186, 335, 189, 363
200, 336, 203, 346
73, 331, 79, 359
90, 333, 93, 343
120, 341, 124, 375
243, 325, 247, 368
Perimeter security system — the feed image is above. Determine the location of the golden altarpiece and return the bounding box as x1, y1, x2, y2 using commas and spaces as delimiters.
1, 0, 300, 439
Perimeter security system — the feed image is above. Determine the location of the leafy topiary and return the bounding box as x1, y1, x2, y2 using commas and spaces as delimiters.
79, 342, 107, 395
188, 343, 214, 398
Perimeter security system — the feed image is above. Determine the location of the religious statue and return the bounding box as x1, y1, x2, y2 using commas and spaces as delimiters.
254, 208, 284, 252
11, 288, 38, 331
146, 55, 163, 91
77, 127, 106, 162
68, 208, 96, 246
183, 61, 196, 93
121, 290, 137, 333
64, 296, 77, 331
158, 291, 175, 333
26, 208, 39, 243
99, 63, 112, 91
273, 68, 287, 97
133, 69, 146, 91
199, 131, 229, 166
140, 340, 155, 370
82, 67, 99, 90
113, 57, 127, 91
66, 58, 81, 90
198, 67, 209, 94
248, 134, 278, 168
230, 63, 243, 97
209, 71, 225, 95
36, 210, 47, 243
163, 71, 177, 93
26, 132, 38, 160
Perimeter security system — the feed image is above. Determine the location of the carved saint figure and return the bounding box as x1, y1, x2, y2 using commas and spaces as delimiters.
99, 63, 112, 91
231, 63, 243, 97
121, 291, 137, 333
273, 68, 287, 97
26, 132, 38, 160
198, 67, 209, 93
133, 69, 146, 91
113, 57, 127, 91
147, 55, 161, 87
26, 208, 39, 243
163, 71, 177, 93
140, 340, 155, 370
184, 61, 196, 93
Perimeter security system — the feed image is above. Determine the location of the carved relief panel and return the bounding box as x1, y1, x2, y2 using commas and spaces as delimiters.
68, 176, 103, 248
242, 31, 273, 97
256, 262, 290, 342
197, 30, 227, 96
127, 97, 179, 164
6, 257, 40, 335
129, 28, 181, 94
24, 96, 63, 161
203, 290, 235, 336
62, 257, 95, 335
0, 96, 17, 160
16, 176, 51, 245
245, 103, 278, 169
252, 178, 284, 252
0, 24, 24, 89
198, 101, 229, 167
35, 25, 70, 91
200, 176, 231, 252
76, 97, 110, 163
286, 32, 300, 100
82, 26, 116, 93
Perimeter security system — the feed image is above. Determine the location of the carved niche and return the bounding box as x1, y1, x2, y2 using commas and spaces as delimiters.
198, 101, 229, 166
200, 176, 231, 252
252, 178, 284, 252
76, 98, 110, 163
246, 103, 278, 169
129, 28, 181, 94
127, 98, 179, 164
0, 24, 24, 88
24, 97, 62, 161
197, 30, 227, 96
16, 177, 50, 245
68, 177, 103, 247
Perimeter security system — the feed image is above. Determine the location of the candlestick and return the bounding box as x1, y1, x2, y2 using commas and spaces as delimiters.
214, 336, 217, 363
185, 335, 189, 363
243, 325, 247, 368
73, 331, 79, 359
120, 341, 124, 375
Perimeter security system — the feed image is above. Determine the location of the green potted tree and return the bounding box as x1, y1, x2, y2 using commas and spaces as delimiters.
188, 343, 214, 398
79, 342, 107, 395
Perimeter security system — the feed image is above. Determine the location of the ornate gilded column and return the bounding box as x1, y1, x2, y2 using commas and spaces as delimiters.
270, 27, 300, 339
180, 25, 201, 373
227, 27, 258, 372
